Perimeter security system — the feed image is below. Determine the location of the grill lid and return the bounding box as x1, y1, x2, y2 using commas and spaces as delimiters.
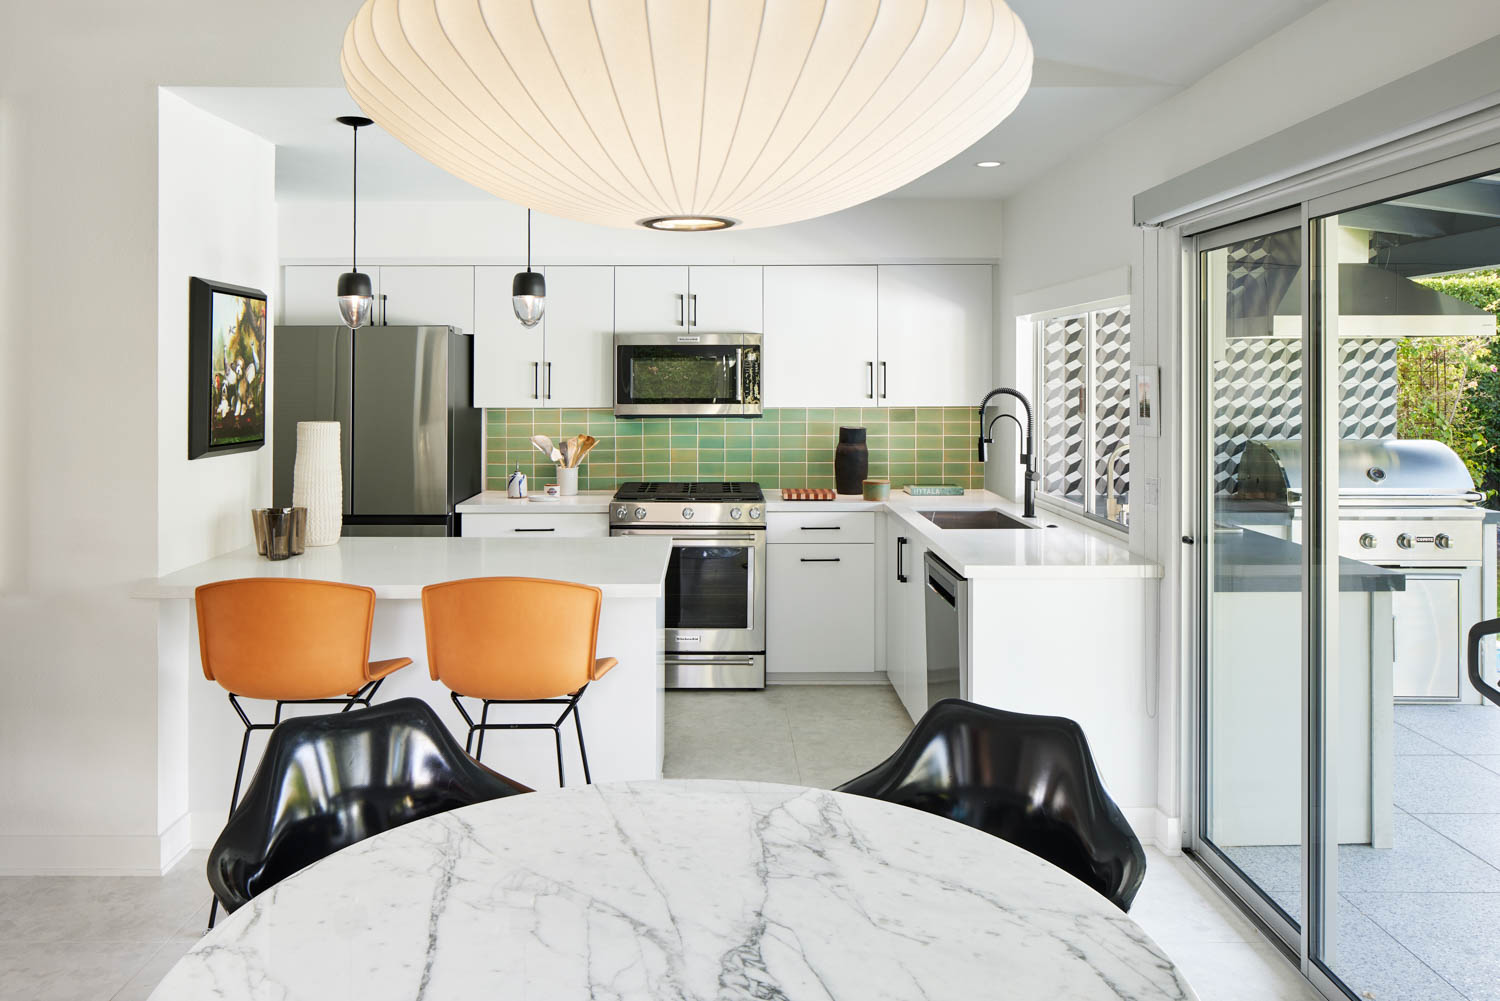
1236, 439, 1476, 502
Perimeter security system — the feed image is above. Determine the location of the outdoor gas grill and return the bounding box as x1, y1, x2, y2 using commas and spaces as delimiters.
1235, 438, 1492, 703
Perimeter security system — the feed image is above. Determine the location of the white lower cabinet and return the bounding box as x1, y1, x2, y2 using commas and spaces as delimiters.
767, 542, 874, 674
883, 517, 927, 722
460, 513, 608, 538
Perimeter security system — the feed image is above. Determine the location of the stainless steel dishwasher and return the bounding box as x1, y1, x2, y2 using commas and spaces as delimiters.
924, 552, 970, 709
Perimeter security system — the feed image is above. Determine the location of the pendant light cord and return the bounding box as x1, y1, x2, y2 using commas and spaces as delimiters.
526, 208, 531, 270
351, 124, 359, 272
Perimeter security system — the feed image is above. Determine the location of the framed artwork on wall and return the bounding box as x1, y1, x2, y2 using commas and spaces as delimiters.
189, 277, 268, 459
1131, 364, 1160, 438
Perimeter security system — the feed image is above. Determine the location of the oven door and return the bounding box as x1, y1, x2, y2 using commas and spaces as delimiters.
612, 528, 765, 652
614, 333, 760, 416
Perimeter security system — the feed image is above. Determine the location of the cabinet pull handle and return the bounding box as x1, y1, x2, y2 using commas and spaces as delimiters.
545, 361, 552, 400
675, 293, 684, 326
689, 293, 698, 326
866, 361, 875, 399
800, 525, 841, 531
532, 361, 539, 399
514, 527, 556, 533
896, 536, 908, 582
800, 557, 841, 563
879, 361, 887, 399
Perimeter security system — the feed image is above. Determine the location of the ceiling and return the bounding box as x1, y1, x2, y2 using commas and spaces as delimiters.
179, 0, 1326, 206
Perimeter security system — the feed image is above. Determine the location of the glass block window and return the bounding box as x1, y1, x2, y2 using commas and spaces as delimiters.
1035, 302, 1131, 528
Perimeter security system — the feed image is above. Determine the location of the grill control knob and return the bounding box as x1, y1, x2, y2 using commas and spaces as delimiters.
730, 507, 743, 520
748, 506, 762, 520
634, 507, 648, 520
1359, 533, 1377, 549
682, 507, 695, 520
615, 505, 628, 519
1397, 533, 1414, 550
1435, 532, 1453, 550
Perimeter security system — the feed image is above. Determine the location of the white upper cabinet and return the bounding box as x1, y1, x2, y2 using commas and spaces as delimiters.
540, 266, 614, 409
876, 265, 993, 407
473, 265, 544, 408
281, 265, 363, 326
377, 265, 475, 332
762, 265, 878, 408
614, 266, 689, 332
686, 266, 762, 332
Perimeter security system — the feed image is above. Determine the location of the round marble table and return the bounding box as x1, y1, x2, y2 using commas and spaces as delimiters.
151, 780, 1196, 1000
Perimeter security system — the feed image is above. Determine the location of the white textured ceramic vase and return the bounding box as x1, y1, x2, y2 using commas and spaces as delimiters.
292, 421, 343, 546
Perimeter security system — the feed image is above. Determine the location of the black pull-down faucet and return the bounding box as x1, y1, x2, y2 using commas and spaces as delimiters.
977, 387, 1037, 520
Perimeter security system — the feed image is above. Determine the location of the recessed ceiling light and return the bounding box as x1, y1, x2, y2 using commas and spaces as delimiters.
340, 0, 1034, 231
976, 160, 1005, 168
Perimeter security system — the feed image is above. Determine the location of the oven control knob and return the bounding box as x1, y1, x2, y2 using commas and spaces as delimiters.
1359, 533, 1377, 550
634, 507, 648, 520
730, 507, 743, 520
1397, 533, 1414, 550
748, 507, 762, 520
615, 505, 628, 519
682, 507, 695, 520
1435, 532, 1453, 550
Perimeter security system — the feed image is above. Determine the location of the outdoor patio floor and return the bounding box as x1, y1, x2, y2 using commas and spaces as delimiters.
1226, 703, 1500, 1001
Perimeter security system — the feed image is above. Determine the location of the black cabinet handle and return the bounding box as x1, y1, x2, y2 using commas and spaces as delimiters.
800, 557, 841, 563
896, 536, 908, 582
514, 527, 556, 533
800, 525, 841, 531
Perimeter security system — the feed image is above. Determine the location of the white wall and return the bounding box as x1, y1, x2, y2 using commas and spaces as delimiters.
996, 0, 1500, 838
154, 91, 277, 858
0, 0, 344, 874
279, 196, 1003, 266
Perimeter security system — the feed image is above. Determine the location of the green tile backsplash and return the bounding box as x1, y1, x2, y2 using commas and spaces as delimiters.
485, 408, 985, 492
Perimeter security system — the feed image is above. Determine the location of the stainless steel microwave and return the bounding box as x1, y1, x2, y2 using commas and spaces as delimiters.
614, 332, 761, 417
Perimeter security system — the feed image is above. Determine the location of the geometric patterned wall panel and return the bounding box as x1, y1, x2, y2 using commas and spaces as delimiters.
1040, 314, 1087, 503
1092, 306, 1131, 520
1212, 338, 1398, 494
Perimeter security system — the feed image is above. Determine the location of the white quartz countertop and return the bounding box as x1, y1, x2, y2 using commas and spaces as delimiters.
456, 489, 616, 513
454, 488, 1159, 580
133, 536, 672, 600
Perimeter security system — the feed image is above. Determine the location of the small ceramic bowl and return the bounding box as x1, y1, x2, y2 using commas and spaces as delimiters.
544, 483, 562, 498
862, 479, 890, 501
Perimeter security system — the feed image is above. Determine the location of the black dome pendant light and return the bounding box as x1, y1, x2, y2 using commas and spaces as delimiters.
335, 115, 375, 328
512, 209, 545, 328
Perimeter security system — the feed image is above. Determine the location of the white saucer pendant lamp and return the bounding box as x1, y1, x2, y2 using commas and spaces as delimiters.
340, 0, 1032, 231
293, 421, 343, 546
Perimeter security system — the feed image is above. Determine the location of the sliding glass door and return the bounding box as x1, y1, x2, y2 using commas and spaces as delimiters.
1192, 155, 1500, 1000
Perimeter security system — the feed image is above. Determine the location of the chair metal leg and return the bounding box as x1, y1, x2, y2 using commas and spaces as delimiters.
573, 699, 591, 785
553, 726, 565, 787
476, 700, 491, 764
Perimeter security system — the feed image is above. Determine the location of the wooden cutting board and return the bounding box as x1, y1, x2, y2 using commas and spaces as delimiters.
781, 488, 837, 501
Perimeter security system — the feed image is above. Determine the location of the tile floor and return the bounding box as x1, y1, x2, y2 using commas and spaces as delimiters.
0, 685, 1319, 1001
1225, 703, 1500, 1001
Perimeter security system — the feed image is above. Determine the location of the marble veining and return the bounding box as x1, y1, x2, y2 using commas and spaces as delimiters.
149, 781, 1197, 1000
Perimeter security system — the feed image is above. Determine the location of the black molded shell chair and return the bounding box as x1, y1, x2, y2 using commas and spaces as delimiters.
208, 697, 529, 914
837, 698, 1146, 911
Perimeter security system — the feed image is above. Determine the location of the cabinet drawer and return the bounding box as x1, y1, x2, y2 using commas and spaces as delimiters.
460, 513, 608, 538
767, 544, 875, 673
767, 511, 875, 544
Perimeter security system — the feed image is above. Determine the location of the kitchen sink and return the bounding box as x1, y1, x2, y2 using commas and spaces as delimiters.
918, 509, 1038, 530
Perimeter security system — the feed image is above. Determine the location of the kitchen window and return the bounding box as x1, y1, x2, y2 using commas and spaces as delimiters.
1033, 301, 1131, 528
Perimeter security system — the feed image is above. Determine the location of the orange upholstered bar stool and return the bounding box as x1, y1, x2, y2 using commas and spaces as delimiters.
421, 577, 617, 786
195, 579, 413, 812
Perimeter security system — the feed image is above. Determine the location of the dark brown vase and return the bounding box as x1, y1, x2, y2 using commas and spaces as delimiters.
835, 426, 868, 495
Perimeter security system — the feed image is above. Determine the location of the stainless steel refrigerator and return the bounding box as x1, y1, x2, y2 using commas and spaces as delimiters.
272, 325, 481, 537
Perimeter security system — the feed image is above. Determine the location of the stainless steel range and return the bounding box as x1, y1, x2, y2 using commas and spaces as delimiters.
610, 482, 766, 690
1235, 439, 1491, 702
